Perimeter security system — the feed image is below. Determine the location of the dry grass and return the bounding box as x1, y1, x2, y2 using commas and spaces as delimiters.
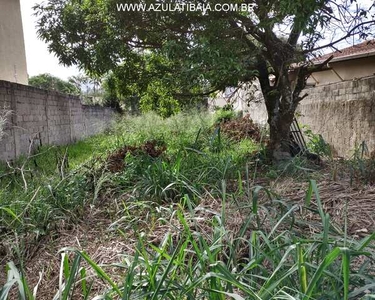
0, 110, 11, 141
1, 162, 374, 298
0, 191, 253, 298
0, 197, 128, 298
272, 174, 375, 236
219, 114, 262, 142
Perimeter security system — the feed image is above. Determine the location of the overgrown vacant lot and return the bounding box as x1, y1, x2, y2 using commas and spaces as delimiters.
0, 111, 374, 299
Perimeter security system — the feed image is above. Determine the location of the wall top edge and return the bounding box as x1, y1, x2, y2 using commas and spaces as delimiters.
309, 74, 375, 88
0, 80, 80, 100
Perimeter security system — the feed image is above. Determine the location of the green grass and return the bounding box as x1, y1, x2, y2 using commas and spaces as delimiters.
0, 131, 120, 176
2, 181, 374, 299
0, 110, 258, 234
1, 110, 374, 299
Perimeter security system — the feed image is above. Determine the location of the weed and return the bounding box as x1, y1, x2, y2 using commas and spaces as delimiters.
213, 108, 236, 125
347, 141, 375, 184
1, 111, 374, 300
2, 181, 374, 299
303, 126, 332, 158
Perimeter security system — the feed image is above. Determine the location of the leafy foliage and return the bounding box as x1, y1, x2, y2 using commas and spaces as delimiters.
213, 108, 236, 125
28, 73, 80, 95
304, 127, 332, 158
101, 53, 209, 116
34, 0, 375, 157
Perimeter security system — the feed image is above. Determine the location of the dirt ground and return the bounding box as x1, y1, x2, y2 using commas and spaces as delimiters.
1, 164, 374, 299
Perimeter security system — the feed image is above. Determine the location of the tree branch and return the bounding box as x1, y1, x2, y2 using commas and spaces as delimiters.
172, 88, 220, 98
304, 20, 375, 54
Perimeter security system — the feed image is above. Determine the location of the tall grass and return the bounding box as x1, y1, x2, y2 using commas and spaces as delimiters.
2, 181, 374, 299
0, 111, 257, 234
1, 111, 374, 299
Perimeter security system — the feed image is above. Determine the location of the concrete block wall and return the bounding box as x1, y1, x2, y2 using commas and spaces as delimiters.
0, 80, 116, 161
211, 76, 375, 157
298, 76, 375, 157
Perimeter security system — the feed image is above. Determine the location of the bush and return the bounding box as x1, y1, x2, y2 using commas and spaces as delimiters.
213, 108, 236, 125
304, 127, 332, 158
219, 114, 261, 142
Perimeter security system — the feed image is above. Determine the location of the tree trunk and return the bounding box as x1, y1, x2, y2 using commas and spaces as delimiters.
255, 54, 304, 161
267, 108, 295, 161
259, 75, 298, 161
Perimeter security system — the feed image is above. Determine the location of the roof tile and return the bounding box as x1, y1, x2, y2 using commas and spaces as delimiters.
315, 40, 375, 62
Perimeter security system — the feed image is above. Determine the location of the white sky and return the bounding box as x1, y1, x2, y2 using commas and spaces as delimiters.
19, 0, 373, 80
20, 0, 79, 80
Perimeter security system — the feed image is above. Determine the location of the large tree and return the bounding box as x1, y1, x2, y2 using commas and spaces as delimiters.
29, 73, 80, 95
35, 0, 375, 159
101, 52, 210, 116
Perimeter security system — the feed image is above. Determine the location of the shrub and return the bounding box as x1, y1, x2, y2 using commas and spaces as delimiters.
219, 114, 261, 142
304, 127, 332, 158
213, 108, 236, 125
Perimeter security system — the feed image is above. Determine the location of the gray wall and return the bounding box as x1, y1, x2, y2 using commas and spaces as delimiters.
299, 76, 375, 157
0, 80, 116, 161
210, 76, 375, 157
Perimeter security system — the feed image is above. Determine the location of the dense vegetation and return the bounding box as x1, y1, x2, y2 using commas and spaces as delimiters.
29, 73, 80, 95
0, 111, 260, 234
35, 0, 375, 159
0, 112, 374, 299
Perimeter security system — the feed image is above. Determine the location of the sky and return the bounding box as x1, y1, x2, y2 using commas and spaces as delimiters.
19, 0, 373, 80
20, 0, 79, 80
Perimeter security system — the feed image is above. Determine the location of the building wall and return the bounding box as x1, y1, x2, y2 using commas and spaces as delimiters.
209, 82, 268, 126
0, 80, 116, 161
307, 56, 375, 86
210, 75, 375, 157
0, 0, 28, 84
299, 76, 375, 157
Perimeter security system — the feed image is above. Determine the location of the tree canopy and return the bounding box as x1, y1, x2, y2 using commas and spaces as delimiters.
29, 73, 80, 95
34, 0, 375, 159
101, 52, 210, 117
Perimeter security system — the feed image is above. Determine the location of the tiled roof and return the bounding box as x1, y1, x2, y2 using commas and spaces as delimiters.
314, 40, 375, 63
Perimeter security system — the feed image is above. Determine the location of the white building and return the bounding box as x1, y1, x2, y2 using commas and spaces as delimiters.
0, 0, 28, 84
209, 81, 268, 126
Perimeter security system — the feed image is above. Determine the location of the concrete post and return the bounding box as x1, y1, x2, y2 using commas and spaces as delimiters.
0, 0, 28, 85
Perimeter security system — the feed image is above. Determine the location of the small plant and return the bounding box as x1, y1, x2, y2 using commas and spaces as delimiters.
303, 127, 332, 158
347, 141, 375, 184
213, 108, 236, 125
2, 181, 374, 299
0, 109, 11, 141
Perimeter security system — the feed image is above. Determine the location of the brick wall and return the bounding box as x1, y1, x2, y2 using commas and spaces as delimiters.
298, 76, 375, 157
0, 80, 116, 161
